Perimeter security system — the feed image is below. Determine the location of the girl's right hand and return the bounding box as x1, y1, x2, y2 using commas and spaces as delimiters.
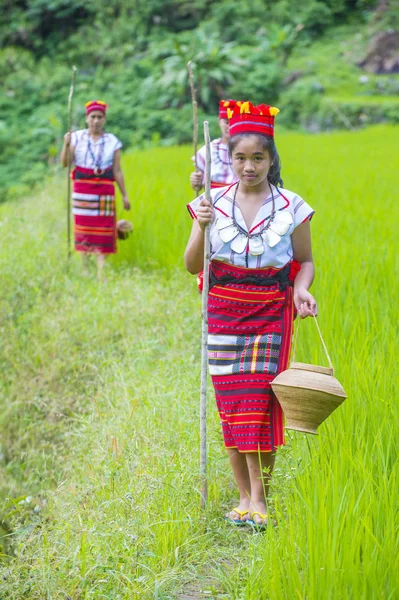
190, 171, 203, 190
196, 198, 214, 231
64, 132, 71, 146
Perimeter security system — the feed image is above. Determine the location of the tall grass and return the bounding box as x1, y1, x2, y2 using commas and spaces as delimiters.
114, 145, 194, 269
0, 125, 398, 598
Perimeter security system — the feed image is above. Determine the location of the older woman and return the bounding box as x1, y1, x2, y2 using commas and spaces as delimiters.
61, 100, 130, 281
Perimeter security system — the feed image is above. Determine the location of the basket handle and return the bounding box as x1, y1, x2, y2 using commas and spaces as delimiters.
291, 316, 334, 373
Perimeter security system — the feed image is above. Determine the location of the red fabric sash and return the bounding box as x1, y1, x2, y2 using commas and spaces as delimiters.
71, 166, 115, 196
207, 260, 297, 336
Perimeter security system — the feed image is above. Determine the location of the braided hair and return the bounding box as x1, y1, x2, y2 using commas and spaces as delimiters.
229, 133, 284, 188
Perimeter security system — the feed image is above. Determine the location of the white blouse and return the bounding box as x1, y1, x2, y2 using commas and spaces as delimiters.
187, 183, 314, 269
193, 138, 237, 185
71, 129, 122, 170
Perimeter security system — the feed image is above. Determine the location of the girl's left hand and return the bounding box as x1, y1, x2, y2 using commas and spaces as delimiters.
294, 287, 318, 319
123, 195, 131, 211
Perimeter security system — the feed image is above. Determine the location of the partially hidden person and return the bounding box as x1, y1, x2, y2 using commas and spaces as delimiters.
60, 100, 130, 281
189, 99, 239, 192
184, 101, 317, 529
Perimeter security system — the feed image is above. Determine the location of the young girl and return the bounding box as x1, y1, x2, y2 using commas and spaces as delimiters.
184, 102, 317, 528
60, 100, 130, 281
190, 100, 239, 192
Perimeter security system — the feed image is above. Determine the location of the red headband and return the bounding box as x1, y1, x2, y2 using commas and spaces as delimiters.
228, 102, 279, 138
85, 100, 108, 116
219, 99, 238, 119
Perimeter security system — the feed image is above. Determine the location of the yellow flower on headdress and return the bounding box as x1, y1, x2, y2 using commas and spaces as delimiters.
239, 102, 251, 114
85, 100, 108, 109
227, 101, 280, 120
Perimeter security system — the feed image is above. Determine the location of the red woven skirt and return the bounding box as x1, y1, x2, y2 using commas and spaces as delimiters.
74, 214, 116, 254
72, 167, 116, 254
207, 260, 296, 453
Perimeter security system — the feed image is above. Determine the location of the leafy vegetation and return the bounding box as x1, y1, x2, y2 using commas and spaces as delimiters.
1, 0, 398, 200
1, 125, 398, 597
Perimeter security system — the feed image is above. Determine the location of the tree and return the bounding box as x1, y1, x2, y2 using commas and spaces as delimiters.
140, 27, 247, 112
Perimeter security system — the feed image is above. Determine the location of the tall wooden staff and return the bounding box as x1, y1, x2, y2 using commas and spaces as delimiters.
200, 121, 211, 507
187, 61, 210, 506
67, 66, 77, 260
187, 61, 200, 194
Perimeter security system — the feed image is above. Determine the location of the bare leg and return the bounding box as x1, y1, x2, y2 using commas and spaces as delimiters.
246, 452, 276, 525
81, 252, 90, 276
225, 448, 251, 521
97, 254, 106, 282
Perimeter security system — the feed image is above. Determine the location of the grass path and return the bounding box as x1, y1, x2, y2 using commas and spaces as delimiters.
1, 127, 399, 598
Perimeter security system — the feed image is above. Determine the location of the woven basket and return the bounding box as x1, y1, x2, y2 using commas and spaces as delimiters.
117, 219, 133, 240
271, 318, 347, 435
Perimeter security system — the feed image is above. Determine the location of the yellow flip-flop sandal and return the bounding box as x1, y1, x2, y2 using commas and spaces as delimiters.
224, 507, 249, 526
247, 511, 275, 530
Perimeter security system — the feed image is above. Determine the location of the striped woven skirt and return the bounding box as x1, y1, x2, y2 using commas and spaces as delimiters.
72, 167, 116, 254
207, 260, 297, 453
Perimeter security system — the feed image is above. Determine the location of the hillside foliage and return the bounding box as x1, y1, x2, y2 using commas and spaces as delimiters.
1, 0, 398, 199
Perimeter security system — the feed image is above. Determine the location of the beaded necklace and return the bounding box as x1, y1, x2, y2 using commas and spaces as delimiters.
232, 182, 276, 237
86, 131, 105, 175
215, 182, 293, 262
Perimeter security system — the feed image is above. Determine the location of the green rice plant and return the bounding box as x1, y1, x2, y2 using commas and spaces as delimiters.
113, 145, 195, 271
0, 125, 398, 598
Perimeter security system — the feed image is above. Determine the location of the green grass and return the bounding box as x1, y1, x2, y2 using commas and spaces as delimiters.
1, 125, 398, 598
327, 95, 399, 106
113, 145, 194, 269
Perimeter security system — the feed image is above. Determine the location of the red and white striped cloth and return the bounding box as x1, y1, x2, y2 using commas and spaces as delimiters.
192, 138, 237, 188
71, 166, 116, 254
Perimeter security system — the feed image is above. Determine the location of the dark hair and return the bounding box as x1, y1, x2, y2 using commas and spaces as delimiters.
229, 133, 283, 188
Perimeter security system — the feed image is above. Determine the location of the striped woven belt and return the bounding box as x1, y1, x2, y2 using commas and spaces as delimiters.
209, 263, 291, 291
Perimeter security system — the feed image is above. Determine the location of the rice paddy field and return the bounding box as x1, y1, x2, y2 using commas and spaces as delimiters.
0, 125, 398, 599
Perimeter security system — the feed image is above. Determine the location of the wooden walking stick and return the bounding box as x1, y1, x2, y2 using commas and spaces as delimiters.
67, 66, 77, 260
199, 120, 211, 508
187, 61, 201, 194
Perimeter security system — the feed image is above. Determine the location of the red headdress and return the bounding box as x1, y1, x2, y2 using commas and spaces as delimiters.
228, 101, 280, 138
85, 100, 108, 116
219, 99, 238, 119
